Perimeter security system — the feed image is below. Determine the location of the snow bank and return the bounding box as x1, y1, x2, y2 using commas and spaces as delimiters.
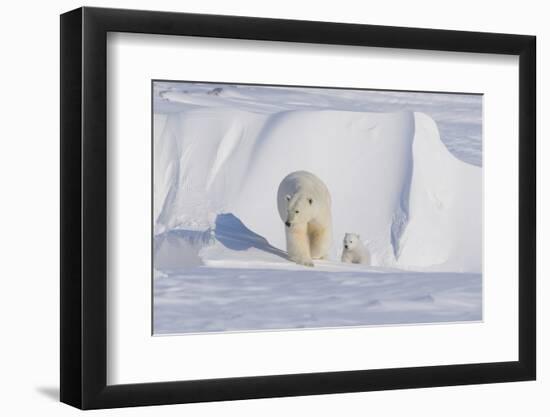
154, 109, 481, 273
154, 82, 483, 166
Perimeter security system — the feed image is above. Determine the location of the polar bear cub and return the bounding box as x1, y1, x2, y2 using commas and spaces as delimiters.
341, 233, 370, 264
277, 171, 333, 267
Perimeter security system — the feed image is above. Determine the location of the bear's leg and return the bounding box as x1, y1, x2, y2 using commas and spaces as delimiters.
341, 251, 353, 263
308, 221, 331, 260
286, 224, 313, 267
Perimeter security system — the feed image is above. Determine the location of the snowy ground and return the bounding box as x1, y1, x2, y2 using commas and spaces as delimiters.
153, 82, 483, 335
155, 268, 481, 334
154, 213, 481, 334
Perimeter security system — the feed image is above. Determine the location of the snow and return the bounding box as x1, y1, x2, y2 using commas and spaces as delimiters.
154, 82, 482, 166
154, 212, 481, 334
153, 82, 483, 334
155, 268, 480, 334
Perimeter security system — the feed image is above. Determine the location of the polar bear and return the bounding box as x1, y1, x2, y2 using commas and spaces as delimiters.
277, 171, 332, 266
341, 233, 370, 264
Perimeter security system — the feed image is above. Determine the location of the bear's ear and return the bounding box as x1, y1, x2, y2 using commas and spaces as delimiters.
308, 198, 313, 205
285, 194, 291, 202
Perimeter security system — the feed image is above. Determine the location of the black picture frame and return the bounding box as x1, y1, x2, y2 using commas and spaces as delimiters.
60, 6, 536, 410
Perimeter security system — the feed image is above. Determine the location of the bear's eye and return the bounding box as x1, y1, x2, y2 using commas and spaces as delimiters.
295, 210, 299, 214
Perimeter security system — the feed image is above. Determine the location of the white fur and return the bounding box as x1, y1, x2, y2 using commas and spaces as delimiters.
341, 233, 370, 264
277, 171, 332, 266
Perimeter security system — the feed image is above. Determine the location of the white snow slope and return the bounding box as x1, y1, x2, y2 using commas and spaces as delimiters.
153, 86, 482, 334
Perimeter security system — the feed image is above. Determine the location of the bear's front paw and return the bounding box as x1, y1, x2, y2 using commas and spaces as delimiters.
291, 257, 314, 267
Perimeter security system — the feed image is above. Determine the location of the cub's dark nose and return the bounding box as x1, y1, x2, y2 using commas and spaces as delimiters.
344, 245, 348, 249
285, 221, 291, 227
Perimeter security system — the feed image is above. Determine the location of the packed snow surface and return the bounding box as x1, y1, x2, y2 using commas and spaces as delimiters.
153, 82, 482, 334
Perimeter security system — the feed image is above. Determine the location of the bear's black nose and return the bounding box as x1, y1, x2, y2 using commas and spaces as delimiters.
344, 245, 348, 249
285, 221, 291, 227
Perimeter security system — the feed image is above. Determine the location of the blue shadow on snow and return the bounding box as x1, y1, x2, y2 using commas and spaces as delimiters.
214, 213, 287, 260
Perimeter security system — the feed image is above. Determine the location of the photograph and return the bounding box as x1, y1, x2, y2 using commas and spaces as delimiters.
152, 81, 483, 335
54, 3, 538, 412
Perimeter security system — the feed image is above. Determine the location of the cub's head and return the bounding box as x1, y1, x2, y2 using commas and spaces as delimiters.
283, 194, 315, 228
343, 233, 360, 250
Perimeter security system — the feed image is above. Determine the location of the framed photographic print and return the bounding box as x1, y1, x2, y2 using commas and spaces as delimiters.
60, 6, 536, 409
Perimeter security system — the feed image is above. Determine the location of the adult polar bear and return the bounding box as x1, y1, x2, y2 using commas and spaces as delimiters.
277, 171, 333, 266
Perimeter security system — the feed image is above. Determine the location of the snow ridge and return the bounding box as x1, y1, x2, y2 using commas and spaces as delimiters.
154, 109, 481, 273
390, 114, 414, 259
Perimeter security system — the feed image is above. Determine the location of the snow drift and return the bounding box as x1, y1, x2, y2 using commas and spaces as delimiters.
154, 108, 481, 273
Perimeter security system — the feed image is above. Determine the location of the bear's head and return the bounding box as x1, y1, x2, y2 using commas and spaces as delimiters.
283, 194, 315, 228
343, 233, 361, 250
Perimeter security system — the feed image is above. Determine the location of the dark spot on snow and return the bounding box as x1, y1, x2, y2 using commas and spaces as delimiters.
207, 87, 224, 96
410, 294, 435, 303
365, 299, 382, 307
